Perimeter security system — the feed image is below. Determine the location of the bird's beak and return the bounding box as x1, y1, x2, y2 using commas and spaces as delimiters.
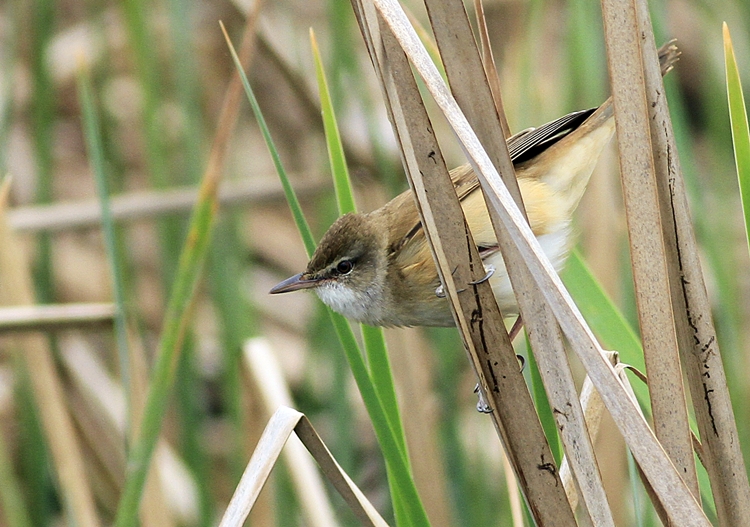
269, 273, 321, 294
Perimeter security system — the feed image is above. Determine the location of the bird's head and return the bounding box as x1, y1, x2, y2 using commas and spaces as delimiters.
270, 213, 391, 324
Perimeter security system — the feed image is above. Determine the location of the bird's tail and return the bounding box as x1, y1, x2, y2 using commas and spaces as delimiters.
658, 40, 681, 76
583, 40, 680, 127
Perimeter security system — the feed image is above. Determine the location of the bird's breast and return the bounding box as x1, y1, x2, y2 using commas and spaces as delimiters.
483, 222, 573, 314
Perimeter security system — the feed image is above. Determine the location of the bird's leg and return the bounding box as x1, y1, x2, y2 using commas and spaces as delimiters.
436, 265, 467, 297
475, 316, 525, 413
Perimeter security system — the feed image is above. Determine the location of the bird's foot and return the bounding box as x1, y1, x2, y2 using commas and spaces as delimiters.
516, 354, 526, 372
474, 384, 493, 413
469, 264, 495, 285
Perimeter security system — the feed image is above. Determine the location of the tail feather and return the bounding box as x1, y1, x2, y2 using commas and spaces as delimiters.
574, 40, 680, 130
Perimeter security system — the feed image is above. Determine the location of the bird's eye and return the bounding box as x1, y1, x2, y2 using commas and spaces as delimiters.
336, 260, 354, 275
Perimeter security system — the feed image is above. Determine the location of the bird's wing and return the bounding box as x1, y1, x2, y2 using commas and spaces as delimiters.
508, 108, 596, 164
452, 107, 597, 201
389, 42, 681, 263
390, 107, 597, 256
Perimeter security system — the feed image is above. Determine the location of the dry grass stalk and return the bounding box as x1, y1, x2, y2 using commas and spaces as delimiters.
349, 2, 576, 524
58, 333, 192, 526
559, 351, 619, 511
7, 177, 327, 233
636, 3, 750, 524
0, 180, 99, 527
616, 362, 675, 525
216, 403, 390, 527
368, 0, 709, 523
471, 0, 510, 140
243, 337, 339, 527
599, 0, 699, 498
423, 1, 612, 523
0, 303, 115, 333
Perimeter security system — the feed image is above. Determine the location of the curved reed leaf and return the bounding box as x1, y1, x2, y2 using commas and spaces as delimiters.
224, 23, 429, 527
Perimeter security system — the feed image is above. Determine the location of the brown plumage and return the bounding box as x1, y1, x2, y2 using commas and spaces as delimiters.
270, 43, 680, 327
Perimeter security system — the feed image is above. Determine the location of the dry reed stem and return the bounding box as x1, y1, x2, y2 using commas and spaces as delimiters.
599, 0, 699, 497
424, 1, 612, 523
243, 337, 339, 527
350, 2, 575, 523
0, 303, 114, 333
0, 180, 100, 527
638, 4, 750, 525
471, 0, 510, 139
617, 362, 673, 525
7, 177, 327, 233
422, 0, 521, 206
368, 0, 709, 523
217, 403, 390, 527
559, 350, 619, 511
59, 333, 191, 526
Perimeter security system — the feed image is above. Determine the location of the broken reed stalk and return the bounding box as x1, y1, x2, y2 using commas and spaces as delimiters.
422, 0, 611, 523
0, 182, 100, 527
558, 351, 619, 510
7, 177, 327, 233
217, 405, 390, 527
471, 0, 510, 139
243, 338, 339, 527
350, 2, 576, 524
599, 0, 699, 500
639, 5, 750, 526
367, 0, 710, 523
0, 303, 115, 332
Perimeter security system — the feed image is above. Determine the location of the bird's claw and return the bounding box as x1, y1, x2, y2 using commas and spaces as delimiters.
517, 354, 526, 372
474, 384, 493, 413
469, 264, 495, 285
435, 283, 466, 298
472, 357, 523, 413
437, 263, 494, 296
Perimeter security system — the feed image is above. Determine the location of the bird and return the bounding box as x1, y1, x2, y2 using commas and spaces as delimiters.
270, 43, 680, 328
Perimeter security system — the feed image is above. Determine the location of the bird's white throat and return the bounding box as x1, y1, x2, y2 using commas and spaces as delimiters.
314, 279, 386, 325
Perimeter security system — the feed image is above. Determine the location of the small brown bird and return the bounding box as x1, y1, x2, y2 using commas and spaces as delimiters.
271, 44, 680, 328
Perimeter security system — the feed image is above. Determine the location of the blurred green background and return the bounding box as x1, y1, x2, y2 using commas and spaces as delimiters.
0, 0, 749, 525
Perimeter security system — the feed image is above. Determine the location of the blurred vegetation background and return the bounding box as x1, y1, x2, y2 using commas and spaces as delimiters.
1, 0, 749, 525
